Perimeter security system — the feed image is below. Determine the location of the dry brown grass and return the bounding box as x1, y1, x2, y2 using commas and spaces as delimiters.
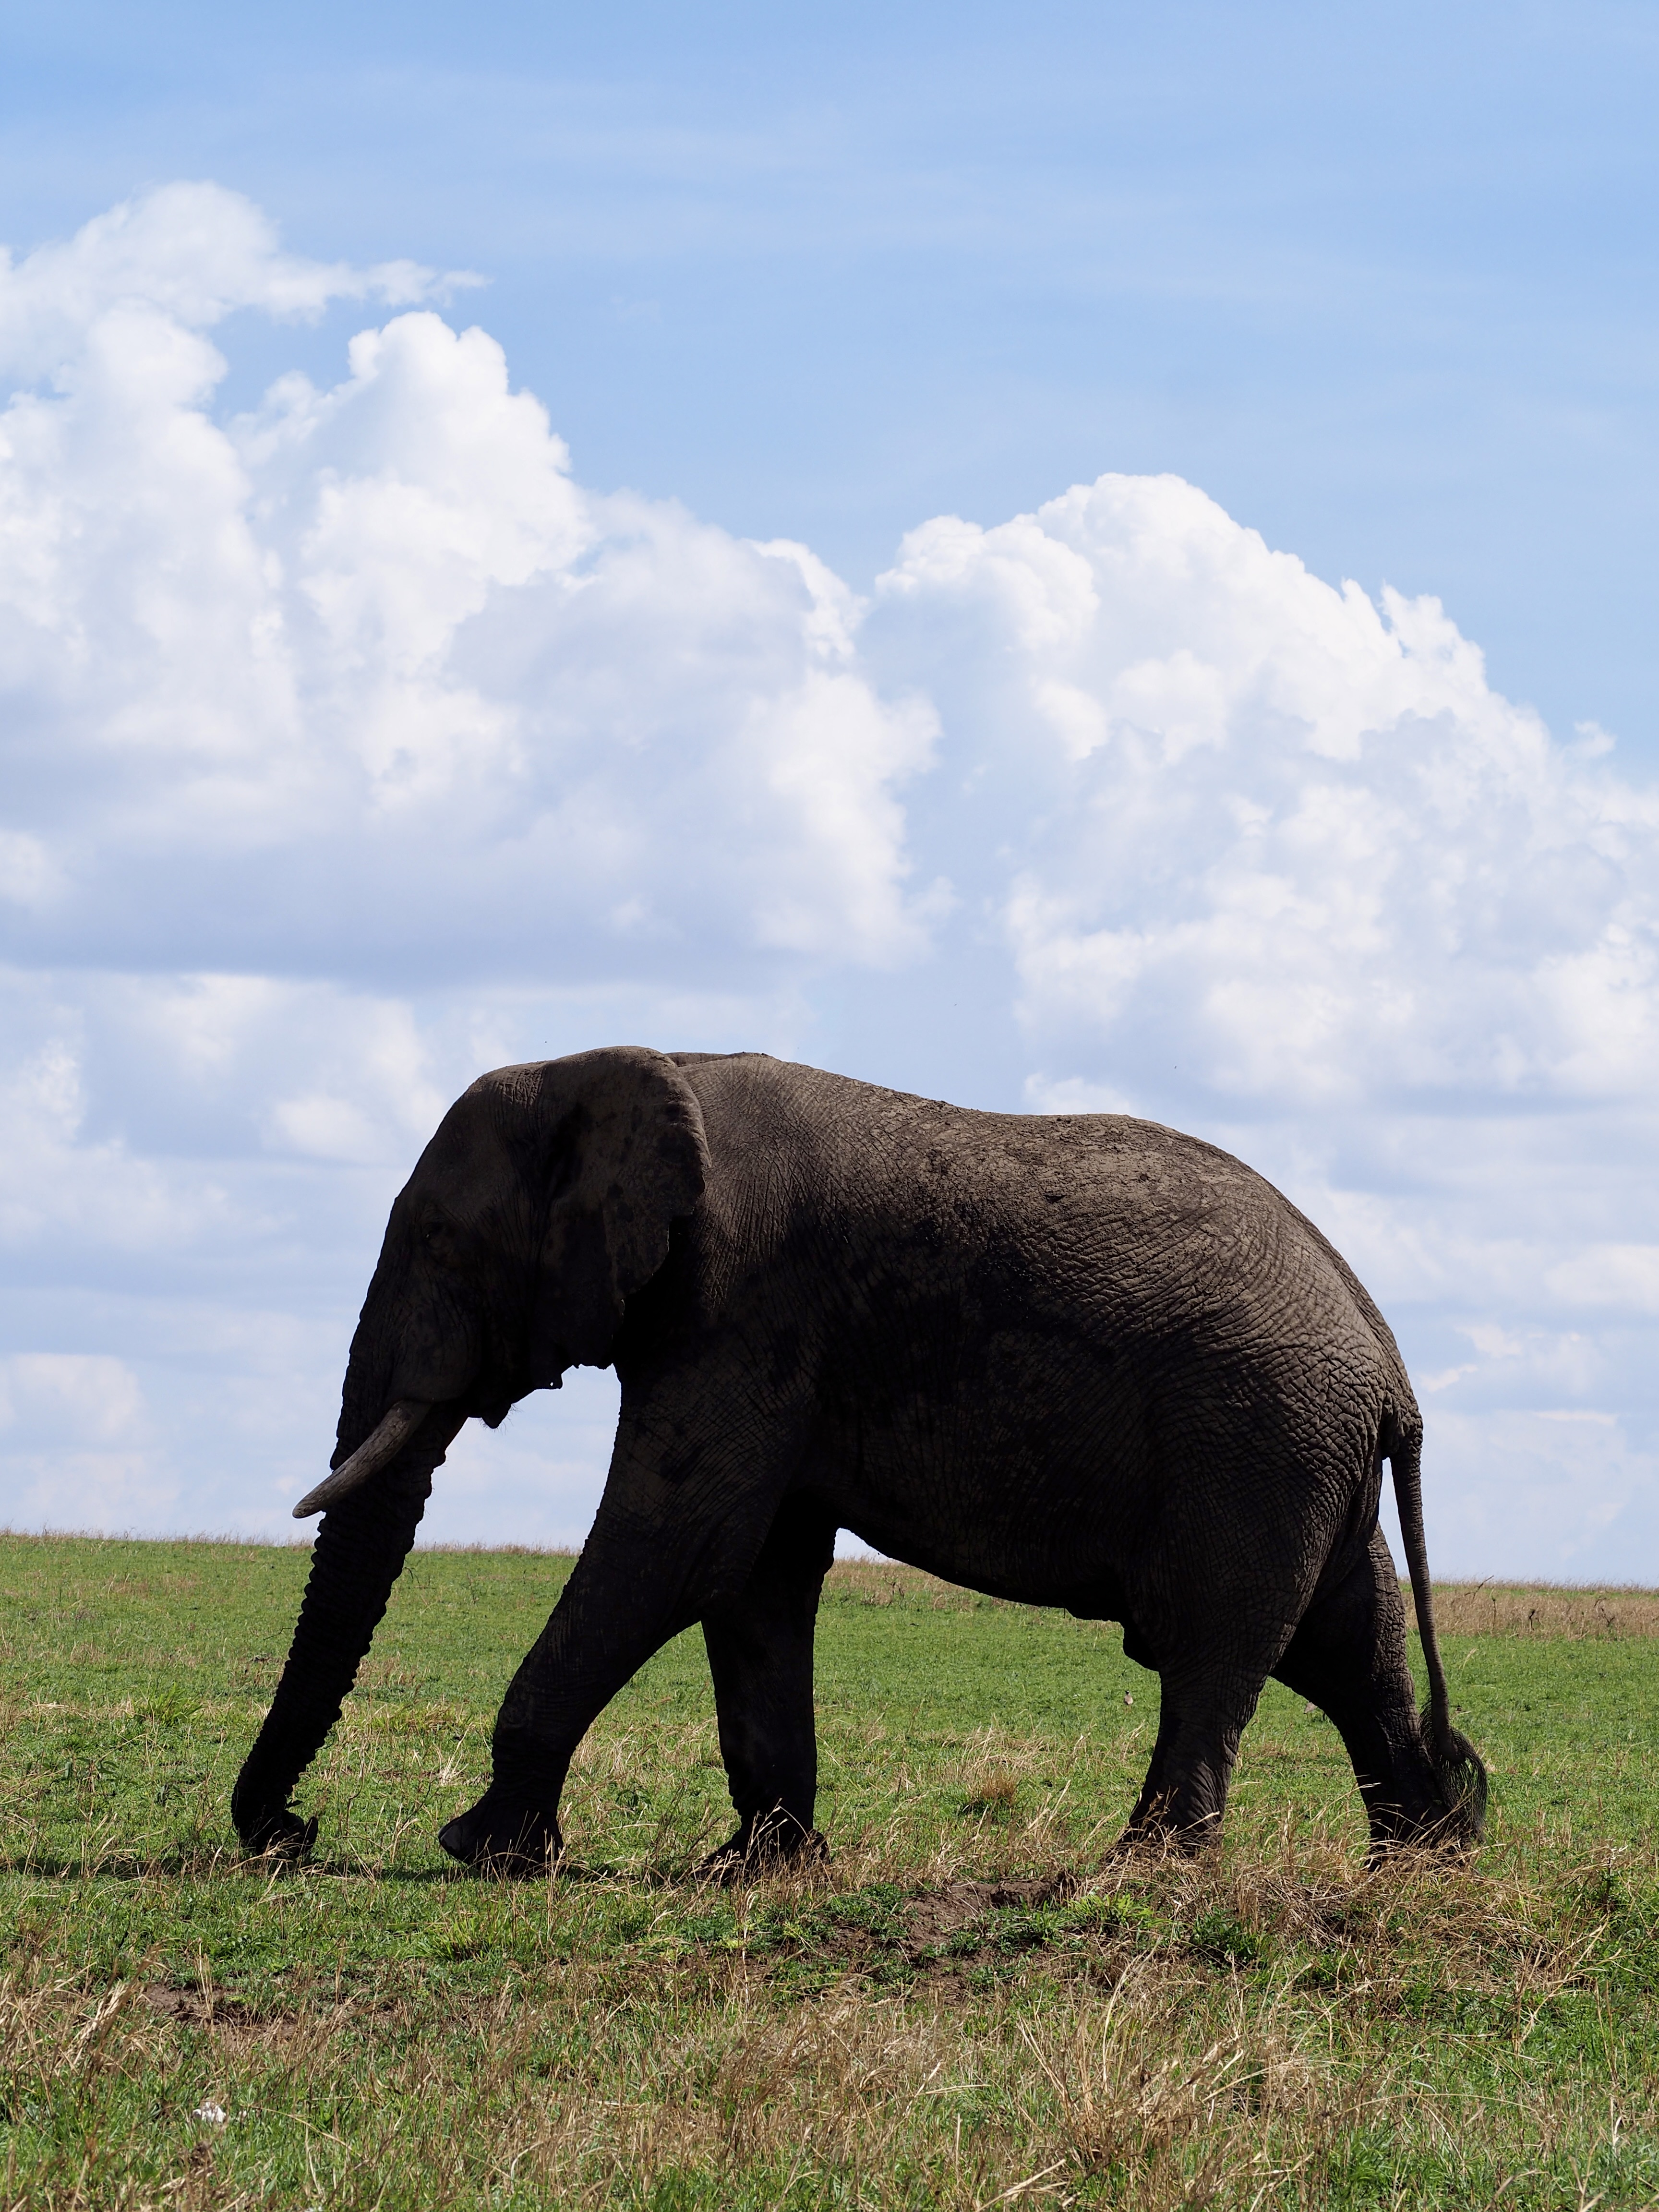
1433, 1582, 1659, 1637
825, 1558, 1659, 1639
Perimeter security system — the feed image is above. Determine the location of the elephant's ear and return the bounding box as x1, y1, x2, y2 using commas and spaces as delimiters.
523, 1047, 710, 1375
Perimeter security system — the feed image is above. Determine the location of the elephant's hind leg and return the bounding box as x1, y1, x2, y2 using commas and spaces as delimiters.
1271, 1527, 1444, 1855
699, 1494, 836, 1876
1120, 1659, 1266, 1851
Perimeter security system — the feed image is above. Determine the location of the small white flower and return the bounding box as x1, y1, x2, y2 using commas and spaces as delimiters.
194, 2103, 228, 2125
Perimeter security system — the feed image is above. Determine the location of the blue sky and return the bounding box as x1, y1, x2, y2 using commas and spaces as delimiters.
1, 2, 1657, 1575
5, 0, 1656, 750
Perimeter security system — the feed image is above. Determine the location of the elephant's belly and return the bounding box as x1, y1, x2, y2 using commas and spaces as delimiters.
811, 1326, 1157, 1608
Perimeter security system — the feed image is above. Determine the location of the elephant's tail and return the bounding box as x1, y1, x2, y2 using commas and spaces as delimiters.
1386, 1409, 1488, 1841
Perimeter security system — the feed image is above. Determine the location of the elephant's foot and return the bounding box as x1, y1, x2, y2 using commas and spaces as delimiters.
697, 1808, 827, 1885
438, 1791, 563, 1877
1109, 1811, 1218, 1860
1363, 1812, 1482, 1868
235, 1805, 319, 1863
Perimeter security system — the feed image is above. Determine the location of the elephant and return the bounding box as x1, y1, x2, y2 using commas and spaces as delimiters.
232, 1046, 1485, 1874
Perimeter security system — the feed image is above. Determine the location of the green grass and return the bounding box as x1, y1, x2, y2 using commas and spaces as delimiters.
3, 1534, 1658, 2209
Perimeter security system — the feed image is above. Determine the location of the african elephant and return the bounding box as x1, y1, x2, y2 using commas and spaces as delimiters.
232, 1046, 1485, 1872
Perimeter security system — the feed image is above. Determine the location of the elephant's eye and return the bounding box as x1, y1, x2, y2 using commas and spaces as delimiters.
421, 1219, 454, 1263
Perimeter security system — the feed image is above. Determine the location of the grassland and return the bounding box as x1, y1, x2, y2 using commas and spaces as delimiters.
2, 1532, 1657, 2210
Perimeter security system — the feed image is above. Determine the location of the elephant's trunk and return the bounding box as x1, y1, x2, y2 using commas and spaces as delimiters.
232, 1408, 465, 1852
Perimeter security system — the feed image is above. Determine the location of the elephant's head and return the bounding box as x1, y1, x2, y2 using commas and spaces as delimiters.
298, 1046, 711, 1518
233, 1047, 709, 1852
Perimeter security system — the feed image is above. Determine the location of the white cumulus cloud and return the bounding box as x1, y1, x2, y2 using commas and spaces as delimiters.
0, 184, 1654, 1575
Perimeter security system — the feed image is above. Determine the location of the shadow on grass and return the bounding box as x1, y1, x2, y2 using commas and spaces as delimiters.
0, 1847, 740, 1886
0, 1849, 472, 1884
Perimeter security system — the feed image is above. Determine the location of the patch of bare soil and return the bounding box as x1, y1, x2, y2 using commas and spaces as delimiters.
141, 1983, 252, 2027
901, 1872, 1074, 1947
139, 1979, 409, 2055
744, 1871, 1094, 2002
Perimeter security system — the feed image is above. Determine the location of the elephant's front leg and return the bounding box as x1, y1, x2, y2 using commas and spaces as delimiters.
438, 1400, 801, 1875
700, 1493, 836, 1875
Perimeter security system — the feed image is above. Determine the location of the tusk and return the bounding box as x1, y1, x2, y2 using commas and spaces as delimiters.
292, 1400, 430, 1519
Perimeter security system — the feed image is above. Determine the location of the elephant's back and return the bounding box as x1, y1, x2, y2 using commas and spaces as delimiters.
687, 1054, 1411, 1416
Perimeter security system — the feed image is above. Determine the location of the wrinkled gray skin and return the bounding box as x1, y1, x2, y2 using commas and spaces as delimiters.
233, 1047, 1485, 1874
